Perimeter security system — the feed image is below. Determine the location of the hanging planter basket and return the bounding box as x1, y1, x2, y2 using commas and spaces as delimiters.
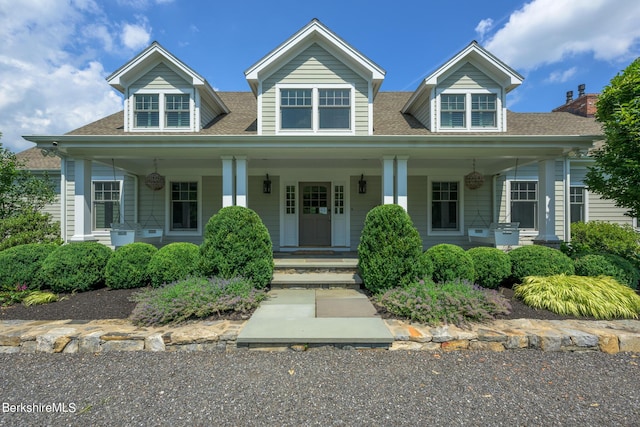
464, 159, 484, 190
145, 172, 165, 191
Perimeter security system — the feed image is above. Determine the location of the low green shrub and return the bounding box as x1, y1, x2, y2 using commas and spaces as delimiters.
0, 284, 30, 306
600, 254, 639, 290
573, 254, 636, 289
200, 206, 273, 289
358, 205, 432, 294
426, 244, 475, 283
41, 242, 113, 293
514, 275, 640, 319
509, 245, 574, 283
147, 242, 200, 287
377, 279, 511, 327
0, 243, 59, 290
130, 276, 267, 325
467, 247, 512, 289
0, 211, 61, 252
567, 221, 640, 267
105, 243, 158, 289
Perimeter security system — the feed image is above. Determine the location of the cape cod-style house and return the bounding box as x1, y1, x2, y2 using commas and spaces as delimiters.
22, 19, 634, 251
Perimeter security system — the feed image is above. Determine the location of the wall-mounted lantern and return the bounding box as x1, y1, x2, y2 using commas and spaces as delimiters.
358, 174, 367, 194
263, 174, 272, 194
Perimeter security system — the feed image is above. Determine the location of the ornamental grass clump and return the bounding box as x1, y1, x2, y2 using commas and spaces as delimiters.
129, 276, 267, 326
378, 279, 511, 327
514, 274, 640, 320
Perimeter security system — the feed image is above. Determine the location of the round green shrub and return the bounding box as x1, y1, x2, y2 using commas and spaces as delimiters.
199, 206, 274, 289
105, 243, 158, 289
569, 221, 640, 267
41, 242, 113, 293
0, 243, 59, 290
426, 244, 475, 283
509, 245, 575, 283
358, 204, 433, 294
467, 247, 511, 289
600, 254, 639, 290
147, 242, 201, 287
575, 254, 623, 279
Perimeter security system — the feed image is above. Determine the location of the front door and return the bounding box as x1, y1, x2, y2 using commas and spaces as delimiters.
299, 182, 331, 246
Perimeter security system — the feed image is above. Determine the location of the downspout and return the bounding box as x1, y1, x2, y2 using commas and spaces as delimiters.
60, 156, 67, 242
492, 174, 498, 223
564, 156, 571, 242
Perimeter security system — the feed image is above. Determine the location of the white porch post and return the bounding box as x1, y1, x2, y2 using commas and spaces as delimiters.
396, 156, 408, 210
534, 159, 561, 245
221, 156, 234, 207
235, 156, 248, 208
70, 159, 96, 241
382, 156, 395, 205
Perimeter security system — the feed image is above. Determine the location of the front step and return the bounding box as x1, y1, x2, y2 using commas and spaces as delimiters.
271, 257, 361, 289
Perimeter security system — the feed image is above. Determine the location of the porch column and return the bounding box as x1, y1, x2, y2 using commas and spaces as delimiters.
221, 156, 234, 207
382, 156, 395, 205
396, 156, 408, 210
70, 159, 96, 242
534, 159, 561, 246
235, 156, 248, 208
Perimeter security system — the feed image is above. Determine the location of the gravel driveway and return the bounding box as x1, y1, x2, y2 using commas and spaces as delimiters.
1, 350, 638, 426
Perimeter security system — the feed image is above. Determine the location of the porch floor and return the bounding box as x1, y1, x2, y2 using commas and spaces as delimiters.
236, 289, 393, 348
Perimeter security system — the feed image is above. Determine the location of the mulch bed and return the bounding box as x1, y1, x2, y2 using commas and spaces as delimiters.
0, 285, 590, 322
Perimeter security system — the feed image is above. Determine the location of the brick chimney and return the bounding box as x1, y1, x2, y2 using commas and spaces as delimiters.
552, 84, 598, 117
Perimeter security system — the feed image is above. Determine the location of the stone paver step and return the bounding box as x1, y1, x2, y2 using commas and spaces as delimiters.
271, 272, 362, 289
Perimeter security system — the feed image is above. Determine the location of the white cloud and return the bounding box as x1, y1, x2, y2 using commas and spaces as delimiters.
0, 0, 154, 152
545, 67, 577, 84
121, 22, 152, 50
485, 0, 640, 70
474, 18, 493, 42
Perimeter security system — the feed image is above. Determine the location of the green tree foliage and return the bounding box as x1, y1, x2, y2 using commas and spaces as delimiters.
0, 138, 59, 250
585, 58, 640, 217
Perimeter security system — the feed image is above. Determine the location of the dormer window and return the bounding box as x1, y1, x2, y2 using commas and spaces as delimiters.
437, 91, 500, 131
135, 94, 159, 128
130, 91, 193, 131
471, 94, 497, 127
441, 94, 465, 128
277, 84, 354, 134
165, 94, 190, 128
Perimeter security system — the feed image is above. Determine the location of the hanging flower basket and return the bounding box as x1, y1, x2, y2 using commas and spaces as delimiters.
464, 171, 484, 190
145, 172, 165, 191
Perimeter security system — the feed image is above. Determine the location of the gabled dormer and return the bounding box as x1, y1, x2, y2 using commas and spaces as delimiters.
245, 19, 386, 136
402, 41, 523, 133
107, 42, 228, 132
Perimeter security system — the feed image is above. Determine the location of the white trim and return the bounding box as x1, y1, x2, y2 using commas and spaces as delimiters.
164, 176, 203, 237
434, 88, 503, 133
275, 83, 356, 135
257, 81, 263, 135
367, 81, 373, 135
427, 176, 465, 236
128, 89, 196, 132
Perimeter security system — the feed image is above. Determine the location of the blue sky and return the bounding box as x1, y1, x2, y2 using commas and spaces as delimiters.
1, 0, 639, 152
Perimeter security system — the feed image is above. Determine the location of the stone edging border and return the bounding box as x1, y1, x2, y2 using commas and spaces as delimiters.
1, 318, 639, 354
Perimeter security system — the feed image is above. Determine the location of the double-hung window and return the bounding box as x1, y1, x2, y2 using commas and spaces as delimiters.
431, 181, 460, 232
165, 94, 190, 128
440, 95, 465, 128
279, 86, 352, 132
471, 94, 497, 127
134, 94, 159, 128
439, 92, 499, 131
170, 181, 198, 232
93, 181, 121, 230
510, 181, 537, 229
570, 186, 586, 223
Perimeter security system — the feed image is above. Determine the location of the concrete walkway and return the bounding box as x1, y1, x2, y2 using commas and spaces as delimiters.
236, 289, 394, 349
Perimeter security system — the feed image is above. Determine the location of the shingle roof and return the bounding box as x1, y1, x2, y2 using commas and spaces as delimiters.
66, 91, 603, 137
16, 147, 61, 170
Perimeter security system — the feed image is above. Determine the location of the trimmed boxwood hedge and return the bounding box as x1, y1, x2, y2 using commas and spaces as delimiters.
147, 242, 201, 288
41, 242, 113, 293
467, 246, 511, 289
0, 243, 59, 290
105, 242, 158, 289
358, 204, 432, 294
199, 206, 274, 289
426, 244, 475, 283
509, 245, 575, 283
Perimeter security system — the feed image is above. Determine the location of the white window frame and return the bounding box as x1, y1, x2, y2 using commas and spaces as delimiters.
435, 88, 502, 132
165, 177, 202, 237
92, 180, 123, 232
569, 185, 589, 223
129, 89, 194, 132
507, 180, 538, 234
275, 83, 355, 135
427, 177, 464, 236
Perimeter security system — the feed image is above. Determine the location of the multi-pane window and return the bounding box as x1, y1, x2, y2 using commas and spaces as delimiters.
511, 181, 537, 229
93, 181, 120, 230
319, 89, 350, 129
302, 185, 328, 214
432, 181, 459, 230
570, 186, 585, 223
334, 185, 344, 214
170, 181, 198, 231
285, 185, 296, 214
281, 89, 312, 129
471, 94, 497, 127
135, 94, 159, 128
165, 94, 190, 128
440, 95, 465, 128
